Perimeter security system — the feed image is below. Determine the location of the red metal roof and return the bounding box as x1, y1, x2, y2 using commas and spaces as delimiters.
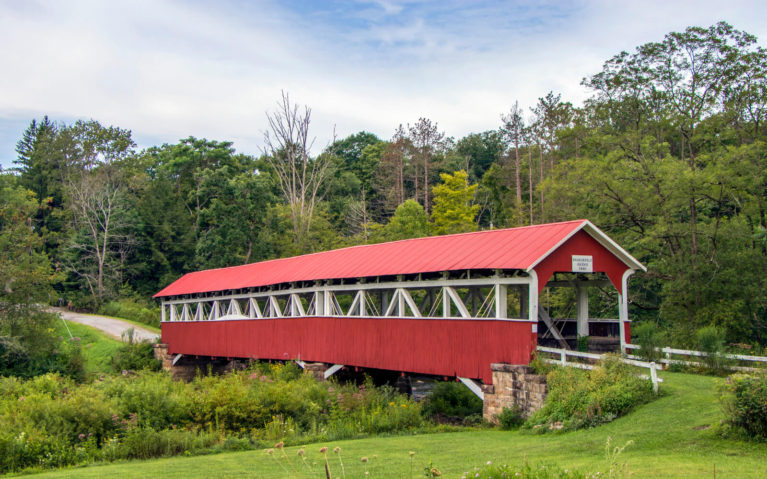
154, 220, 633, 298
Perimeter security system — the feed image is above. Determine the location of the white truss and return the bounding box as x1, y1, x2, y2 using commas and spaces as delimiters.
160, 275, 537, 323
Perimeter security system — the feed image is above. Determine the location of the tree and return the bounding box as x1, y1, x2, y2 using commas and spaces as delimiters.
431, 170, 480, 236
408, 118, 446, 214
452, 130, 504, 183
62, 121, 136, 304
13, 116, 68, 257
501, 102, 526, 225
263, 92, 333, 249
374, 125, 410, 215
377, 199, 429, 241
196, 168, 278, 268
0, 175, 61, 376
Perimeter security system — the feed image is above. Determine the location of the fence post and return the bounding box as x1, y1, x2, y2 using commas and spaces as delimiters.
650, 362, 659, 394
560, 350, 567, 366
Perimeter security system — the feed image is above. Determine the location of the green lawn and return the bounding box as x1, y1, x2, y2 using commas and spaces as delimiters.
55, 319, 122, 375
25, 371, 767, 478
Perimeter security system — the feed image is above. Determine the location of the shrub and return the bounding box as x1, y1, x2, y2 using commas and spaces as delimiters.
526, 355, 655, 431
0, 363, 428, 474
421, 381, 483, 419
99, 298, 161, 329
498, 406, 525, 430
633, 322, 665, 363
110, 329, 161, 372
720, 373, 767, 439
697, 325, 727, 371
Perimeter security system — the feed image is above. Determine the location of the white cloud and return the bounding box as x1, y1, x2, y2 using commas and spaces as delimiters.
1, 0, 765, 165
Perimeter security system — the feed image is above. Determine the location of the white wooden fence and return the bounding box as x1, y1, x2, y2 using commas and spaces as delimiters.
624, 344, 767, 372
536, 345, 662, 393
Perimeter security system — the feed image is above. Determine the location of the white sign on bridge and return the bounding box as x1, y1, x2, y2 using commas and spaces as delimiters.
571, 255, 593, 273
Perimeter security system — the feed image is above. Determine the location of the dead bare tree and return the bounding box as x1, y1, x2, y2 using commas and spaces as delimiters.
66, 165, 131, 302
263, 92, 332, 244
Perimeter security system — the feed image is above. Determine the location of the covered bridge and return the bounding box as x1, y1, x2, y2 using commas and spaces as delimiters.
155, 220, 645, 384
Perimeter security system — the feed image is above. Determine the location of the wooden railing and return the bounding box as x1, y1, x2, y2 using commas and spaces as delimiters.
536, 345, 662, 393
624, 344, 767, 372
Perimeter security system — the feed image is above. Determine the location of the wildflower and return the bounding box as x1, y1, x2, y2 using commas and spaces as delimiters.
361, 457, 368, 463
18, 396, 24, 401
319, 447, 328, 453
487, 461, 492, 465
78, 433, 85, 440
266, 449, 275, 455
431, 467, 441, 476
409, 451, 415, 457
334, 446, 341, 454
373, 455, 378, 460
274, 441, 284, 449
297, 449, 305, 456
328, 386, 335, 392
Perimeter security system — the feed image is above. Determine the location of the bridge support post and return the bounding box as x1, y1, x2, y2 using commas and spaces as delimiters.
302, 362, 344, 380
482, 363, 547, 424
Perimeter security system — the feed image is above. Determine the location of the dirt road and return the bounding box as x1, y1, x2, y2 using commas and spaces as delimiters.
52, 308, 160, 343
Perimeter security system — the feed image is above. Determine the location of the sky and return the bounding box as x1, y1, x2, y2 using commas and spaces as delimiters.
1, 0, 766, 167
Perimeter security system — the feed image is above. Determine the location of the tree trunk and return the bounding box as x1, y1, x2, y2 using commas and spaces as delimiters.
528, 147, 533, 225
514, 137, 522, 225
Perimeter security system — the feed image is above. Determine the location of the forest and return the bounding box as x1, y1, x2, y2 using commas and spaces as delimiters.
1, 21, 766, 376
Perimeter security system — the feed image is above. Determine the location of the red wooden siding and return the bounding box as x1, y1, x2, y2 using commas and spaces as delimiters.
162, 318, 536, 384
534, 230, 630, 294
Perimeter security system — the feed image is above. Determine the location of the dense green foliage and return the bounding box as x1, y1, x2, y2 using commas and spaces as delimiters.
527, 356, 655, 431
2, 21, 766, 363
421, 381, 484, 421
99, 298, 161, 329
0, 363, 424, 474
720, 373, 767, 439
24, 373, 767, 479
110, 330, 161, 373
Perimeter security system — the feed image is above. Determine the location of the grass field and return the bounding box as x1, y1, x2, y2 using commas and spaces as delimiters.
55, 319, 123, 375
24, 371, 767, 478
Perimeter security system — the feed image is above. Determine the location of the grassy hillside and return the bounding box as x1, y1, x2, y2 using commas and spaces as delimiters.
25, 371, 767, 478
55, 320, 122, 375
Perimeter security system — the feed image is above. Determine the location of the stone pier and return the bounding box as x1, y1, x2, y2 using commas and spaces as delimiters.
482, 363, 548, 423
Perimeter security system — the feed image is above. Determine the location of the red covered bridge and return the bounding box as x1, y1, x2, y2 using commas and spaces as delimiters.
155, 220, 645, 385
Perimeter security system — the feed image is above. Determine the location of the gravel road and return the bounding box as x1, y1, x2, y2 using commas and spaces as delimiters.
52, 308, 160, 343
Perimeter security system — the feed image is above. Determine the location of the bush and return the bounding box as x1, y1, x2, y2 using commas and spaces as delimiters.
110, 329, 161, 372
99, 298, 160, 329
720, 373, 767, 439
421, 381, 483, 419
698, 326, 727, 371
498, 406, 525, 430
0, 364, 428, 474
526, 355, 655, 431
633, 322, 665, 363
